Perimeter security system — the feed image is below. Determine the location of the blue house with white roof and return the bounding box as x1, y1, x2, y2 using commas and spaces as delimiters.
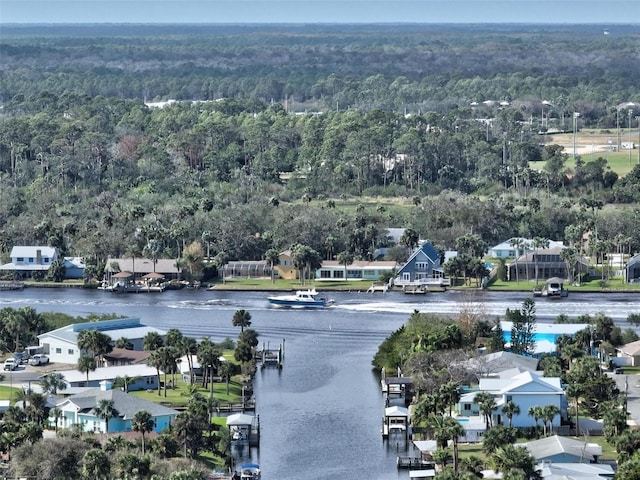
37, 317, 166, 364
57, 381, 178, 434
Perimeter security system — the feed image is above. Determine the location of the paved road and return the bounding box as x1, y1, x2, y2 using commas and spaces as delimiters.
1, 362, 73, 392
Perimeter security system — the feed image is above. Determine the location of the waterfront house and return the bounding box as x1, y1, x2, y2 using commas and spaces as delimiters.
275, 250, 297, 280
627, 254, 640, 283
56, 381, 178, 434
507, 246, 589, 282
488, 238, 565, 259
394, 242, 444, 287
456, 371, 566, 430
481, 371, 565, 428
37, 317, 166, 364
0, 246, 58, 278
63, 256, 86, 279
316, 260, 397, 281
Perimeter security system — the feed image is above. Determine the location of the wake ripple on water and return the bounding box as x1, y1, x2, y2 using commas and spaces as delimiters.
336, 298, 640, 321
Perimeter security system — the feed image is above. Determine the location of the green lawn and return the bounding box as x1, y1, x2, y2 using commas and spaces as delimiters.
487, 276, 640, 293
130, 377, 244, 407
0, 385, 23, 402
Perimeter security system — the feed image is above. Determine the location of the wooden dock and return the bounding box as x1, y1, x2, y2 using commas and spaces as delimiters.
397, 457, 434, 469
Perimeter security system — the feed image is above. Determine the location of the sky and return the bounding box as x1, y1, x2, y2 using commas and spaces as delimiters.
1, 0, 639, 24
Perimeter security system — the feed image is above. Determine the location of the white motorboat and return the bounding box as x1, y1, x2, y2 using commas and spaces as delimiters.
239, 463, 261, 480
267, 288, 329, 308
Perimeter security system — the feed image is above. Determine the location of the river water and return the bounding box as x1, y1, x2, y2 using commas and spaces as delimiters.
2, 288, 640, 479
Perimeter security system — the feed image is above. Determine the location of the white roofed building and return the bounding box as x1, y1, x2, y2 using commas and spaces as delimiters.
37, 317, 166, 364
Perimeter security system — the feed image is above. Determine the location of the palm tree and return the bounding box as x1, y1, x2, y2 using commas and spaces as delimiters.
112, 375, 140, 393
232, 309, 252, 333
528, 405, 544, 435
426, 415, 464, 471
501, 400, 520, 427
490, 445, 541, 479
147, 350, 163, 396
39, 372, 67, 395
143, 331, 164, 351
82, 448, 111, 480
432, 448, 451, 470
509, 237, 525, 283
77, 354, 97, 383
264, 248, 280, 284
532, 236, 549, 284
541, 404, 560, 436
439, 381, 461, 417
475, 391, 497, 430
114, 336, 133, 350
50, 407, 62, 435
132, 410, 155, 455
336, 251, 354, 282
93, 399, 119, 434
77, 329, 113, 363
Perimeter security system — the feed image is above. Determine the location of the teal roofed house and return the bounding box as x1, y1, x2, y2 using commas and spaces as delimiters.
56, 381, 178, 434
394, 242, 446, 287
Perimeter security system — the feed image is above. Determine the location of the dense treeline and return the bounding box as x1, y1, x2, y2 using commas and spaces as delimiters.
1, 25, 640, 278
2, 25, 639, 114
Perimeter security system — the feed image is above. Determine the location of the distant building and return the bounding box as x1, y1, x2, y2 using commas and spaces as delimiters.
316, 260, 397, 281
0, 246, 58, 278
394, 242, 444, 286
37, 317, 166, 364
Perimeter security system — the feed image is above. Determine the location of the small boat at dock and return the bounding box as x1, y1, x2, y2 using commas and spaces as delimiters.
238, 463, 261, 480
267, 288, 329, 308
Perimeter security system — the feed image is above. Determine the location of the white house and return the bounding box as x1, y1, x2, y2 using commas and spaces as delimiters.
37, 317, 166, 364
488, 238, 564, 259
56, 381, 178, 434
0, 246, 58, 277
58, 364, 159, 391
316, 260, 397, 281
480, 371, 566, 428
457, 371, 566, 430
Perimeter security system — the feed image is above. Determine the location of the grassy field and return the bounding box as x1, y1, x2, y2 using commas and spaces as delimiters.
0, 385, 23, 402
542, 129, 640, 177
488, 276, 640, 293
130, 377, 245, 407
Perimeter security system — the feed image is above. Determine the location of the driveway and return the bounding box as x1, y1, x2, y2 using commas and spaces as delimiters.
608, 372, 640, 426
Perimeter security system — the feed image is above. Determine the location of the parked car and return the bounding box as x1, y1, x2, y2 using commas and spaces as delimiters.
3, 358, 17, 371
28, 354, 50, 366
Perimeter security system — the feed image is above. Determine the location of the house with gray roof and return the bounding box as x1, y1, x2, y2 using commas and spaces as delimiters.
58, 364, 159, 391
394, 242, 445, 286
37, 317, 166, 364
57, 381, 178, 434
521, 435, 602, 463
